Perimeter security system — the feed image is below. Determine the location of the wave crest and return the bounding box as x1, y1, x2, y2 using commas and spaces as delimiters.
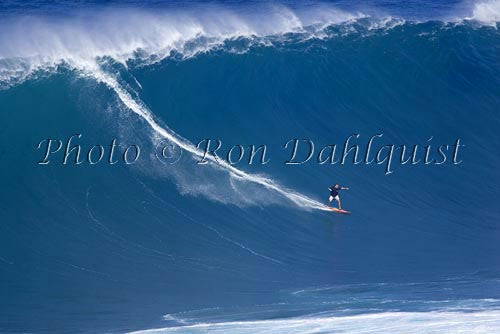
0, 5, 367, 87
471, 0, 500, 25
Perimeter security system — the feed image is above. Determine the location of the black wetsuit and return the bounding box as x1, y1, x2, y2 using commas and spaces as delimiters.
329, 186, 340, 197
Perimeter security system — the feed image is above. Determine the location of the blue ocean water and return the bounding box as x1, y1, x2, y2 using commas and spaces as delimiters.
0, 1, 499, 333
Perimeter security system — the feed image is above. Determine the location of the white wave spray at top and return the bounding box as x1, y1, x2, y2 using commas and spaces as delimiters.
1, 1, 496, 86
470, 0, 500, 25
0, 5, 365, 86
0, 1, 497, 87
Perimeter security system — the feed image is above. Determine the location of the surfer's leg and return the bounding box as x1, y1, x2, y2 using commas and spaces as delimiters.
335, 196, 341, 209
327, 195, 333, 207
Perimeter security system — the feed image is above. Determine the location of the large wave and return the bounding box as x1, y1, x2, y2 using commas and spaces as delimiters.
1, 1, 500, 333
0, 4, 369, 210
0, 1, 498, 210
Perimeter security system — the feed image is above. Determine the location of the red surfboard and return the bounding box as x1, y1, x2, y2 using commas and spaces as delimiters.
328, 207, 351, 214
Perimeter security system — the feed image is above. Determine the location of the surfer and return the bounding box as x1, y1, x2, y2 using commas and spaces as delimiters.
327, 184, 349, 209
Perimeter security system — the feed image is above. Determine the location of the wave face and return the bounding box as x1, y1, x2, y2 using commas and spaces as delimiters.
1, 1, 500, 333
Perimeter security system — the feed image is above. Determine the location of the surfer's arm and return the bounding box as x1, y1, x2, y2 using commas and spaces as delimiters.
341, 187, 349, 190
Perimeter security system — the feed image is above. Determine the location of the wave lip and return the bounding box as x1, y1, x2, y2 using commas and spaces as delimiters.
470, 0, 500, 25
0, 5, 367, 87
1, 0, 499, 88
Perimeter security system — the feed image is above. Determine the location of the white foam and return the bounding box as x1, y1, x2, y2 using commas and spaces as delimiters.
0, 5, 365, 86
0, 2, 497, 87
129, 310, 500, 334
470, 0, 500, 25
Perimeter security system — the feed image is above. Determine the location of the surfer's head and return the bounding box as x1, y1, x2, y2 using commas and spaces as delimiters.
335, 184, 339, 188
